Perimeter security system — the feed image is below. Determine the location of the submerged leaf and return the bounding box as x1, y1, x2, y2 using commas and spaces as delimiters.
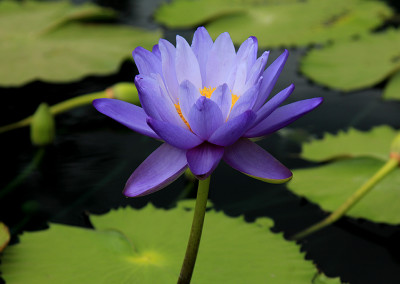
301, 29, 400, 91
0, 1, 160, 86
1, 204, 321, 283
288, 157, 400, 224
301, 126, 398, 162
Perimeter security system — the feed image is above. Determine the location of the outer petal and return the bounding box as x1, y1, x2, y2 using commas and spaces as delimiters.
135, 75, 186, 128
245, 97, 323, 138
152, 44, 161, 59
253, 50, 289, 111
132, 46, 162, 76
205, 32, 236, 88
124, 143, 187, 197
236, 36, 258, 72
191, 26, 213, 87
208, 110, 256, 146
93, 98, 160, 139
251, 84, 295, 128
187, 143, 224, 179
209, 83, 231, 121
245, 51, 269, 90
179, 80, 201, 122
223, 138, 292, 183
176, 35, 202, 89
229, 77, 261, 119
159, 39, 179, 103
188, 96, 224, 140
147, 118, 203, 150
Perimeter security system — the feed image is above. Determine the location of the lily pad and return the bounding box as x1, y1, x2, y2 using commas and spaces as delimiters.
0, 222, 10, 252
0, 1, 161, 86
383, 69, 400, 100
301, 126, 398, 162
301, 29, 400, 91
1, 204, 321, 283
155, 0, 392, 48
288, 157, 400, 224
207, 0, 392, 47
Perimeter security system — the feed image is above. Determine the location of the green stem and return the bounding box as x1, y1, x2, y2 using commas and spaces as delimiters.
291, 158, 399, 240
0, 91, 107, 134
178, 176, 211, 284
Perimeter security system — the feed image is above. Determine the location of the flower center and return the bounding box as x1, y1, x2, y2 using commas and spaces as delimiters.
174, 86, 240, 129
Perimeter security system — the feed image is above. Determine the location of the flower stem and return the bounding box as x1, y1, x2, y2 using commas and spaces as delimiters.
0, 91, 107, 134
291, 158, 399, 240
178, 176, 211, 284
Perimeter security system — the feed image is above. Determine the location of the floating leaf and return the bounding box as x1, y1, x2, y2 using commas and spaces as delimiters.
301, 29, 400, 91
0, 1, 161, 86
0, 222, 10, 252
1, 204, 321, 283
288, 157, 400, 224
313, 273, 343, 284
301, 126, 398, 162
206, 0, 392, 47
383, 69, 400, 100
154, 0, 246, 29
155, 0, 392, 48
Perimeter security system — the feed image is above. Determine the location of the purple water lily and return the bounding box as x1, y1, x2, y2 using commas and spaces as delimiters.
93, 27, 322, 197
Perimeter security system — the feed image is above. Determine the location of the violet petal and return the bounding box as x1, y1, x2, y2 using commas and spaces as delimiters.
223, 138, 292, 183
191, 27, 213, 87
93, 98, 160, 139
208, 110, 256, 146
188, 96, 224, 140
176, 35, 202, 89
251, 84, 295, 128
132, 46, 162, 76
206, 32, 236, 88
245, 97, 323, 138
124, 143, 187, 197
187, 143, 224, 179
253, 49, 289, 111
147, 117, 203, 150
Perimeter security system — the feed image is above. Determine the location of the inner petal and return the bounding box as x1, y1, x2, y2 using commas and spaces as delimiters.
175, 86, 241, 129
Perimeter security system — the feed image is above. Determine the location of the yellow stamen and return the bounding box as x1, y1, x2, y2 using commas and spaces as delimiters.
174, 86, 240, 128
200, 86, 216, 98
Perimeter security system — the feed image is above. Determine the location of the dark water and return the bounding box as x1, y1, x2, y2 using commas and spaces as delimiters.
1, 0, 400, 283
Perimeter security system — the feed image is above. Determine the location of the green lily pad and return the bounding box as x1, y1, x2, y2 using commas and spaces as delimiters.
0, 1, 161, 86
155, 0, 392, 48
383, 69, 400, 100
301, 126, 398, 162
301, 28, 400, 91
1, 204, 322, 283
207, 0, 392, 47
288, 157, 400, 224
0, 222, 10, 252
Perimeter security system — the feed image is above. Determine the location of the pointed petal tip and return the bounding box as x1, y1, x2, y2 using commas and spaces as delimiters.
245, 171, 293, 184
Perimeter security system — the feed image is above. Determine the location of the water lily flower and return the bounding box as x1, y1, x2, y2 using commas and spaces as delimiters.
93, 27, 322, 197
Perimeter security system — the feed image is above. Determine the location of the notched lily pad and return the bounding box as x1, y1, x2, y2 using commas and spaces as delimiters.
288, 157, 400, 224
301, 28, 400, 92
301, 126, 398, 162
1, 204, 323, 283
0, 1, 161, 86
